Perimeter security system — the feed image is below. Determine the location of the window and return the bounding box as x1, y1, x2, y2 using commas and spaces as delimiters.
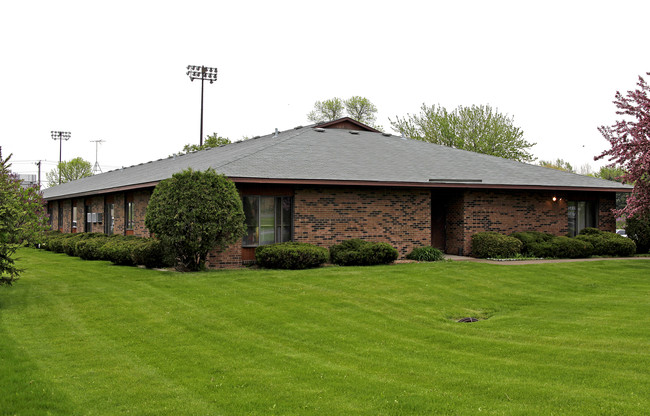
125, 201, 135, 230
57, 205, 63, 229
72, 206, 77, 229
568, 201, 597, 237
85, 204, 92, 232
47, 205, 53, 227
242, 196, 292, 247
104, 203, 115, 235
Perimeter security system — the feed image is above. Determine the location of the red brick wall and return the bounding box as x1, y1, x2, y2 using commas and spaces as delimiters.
206, 239, 244, 269
444, 190, 617, 256
292, 187, 432, 258
597, 195, 616, 232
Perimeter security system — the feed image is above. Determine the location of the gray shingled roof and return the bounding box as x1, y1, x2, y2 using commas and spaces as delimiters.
42, 125, 631, 200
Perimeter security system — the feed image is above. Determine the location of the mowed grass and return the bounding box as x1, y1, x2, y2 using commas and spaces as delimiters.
1, 249, 649, 415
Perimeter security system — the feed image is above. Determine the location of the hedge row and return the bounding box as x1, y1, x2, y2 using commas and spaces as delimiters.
254, 239, 444, 269
40, 231, 172, 268
471, 229, 636, 259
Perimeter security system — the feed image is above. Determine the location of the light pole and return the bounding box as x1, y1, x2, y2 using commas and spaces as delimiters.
51, 131, 71, 184
186, 65, 218, 146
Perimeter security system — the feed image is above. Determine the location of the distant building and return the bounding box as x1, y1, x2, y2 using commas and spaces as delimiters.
16, 174, 38, 189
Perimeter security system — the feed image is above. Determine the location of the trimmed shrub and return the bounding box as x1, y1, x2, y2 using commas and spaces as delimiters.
471, 232, 522, 258
406, 246, 444, 262
45, 233, 77, 253
510, 231, 554, 255
98, 236, 143, 266
76, 236, 111, 260
626, 214, 650, 254
145, 168, 245, 272
532, 236, 593, 259
576, 231, 636, 257
131, 239, 172, 269
255, 242, 329, 269
330, 239, 399, 266
61, 233, 104, 257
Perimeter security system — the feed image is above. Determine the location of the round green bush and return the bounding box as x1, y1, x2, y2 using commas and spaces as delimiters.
406, 246, 444, 262
255, 242, 329, 269
576, 232, 636, 257
471, 232, 522, 258
145, 168, 245, 271
510, 231, 554, 255
329, 239, 398, 266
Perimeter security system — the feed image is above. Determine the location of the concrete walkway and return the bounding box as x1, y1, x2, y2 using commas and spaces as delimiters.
444, 254, 650, 265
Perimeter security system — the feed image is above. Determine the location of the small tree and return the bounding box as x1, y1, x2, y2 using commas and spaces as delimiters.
307, 98, 345, 123
1, 148, 49, 285
596, 72, 650, 218
145, 169, 245, 271
176, 132, 231, 155
46, 157, 93, 187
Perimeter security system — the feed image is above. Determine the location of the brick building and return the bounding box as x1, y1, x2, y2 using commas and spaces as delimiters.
42, 118, 630, 267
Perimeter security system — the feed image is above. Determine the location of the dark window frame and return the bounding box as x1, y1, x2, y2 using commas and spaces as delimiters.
567, 200, 598, 237
125, 201, 135, 231
242, 195, 293, 247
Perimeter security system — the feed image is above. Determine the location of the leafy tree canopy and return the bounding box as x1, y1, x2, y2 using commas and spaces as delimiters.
307, 96, 382, 129
177, 133, 231, 155
1, 148, 49, 285
596, 72, 650, 218
539, 158, 575, 173
144, 169, 245, 272
46, 157, 93, 187
390, 104, 536, 163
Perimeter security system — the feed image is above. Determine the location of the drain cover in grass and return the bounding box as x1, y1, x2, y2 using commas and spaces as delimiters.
457, 317, 479, 323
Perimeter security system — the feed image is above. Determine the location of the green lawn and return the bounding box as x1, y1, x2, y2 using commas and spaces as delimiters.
1, 249, 649, 415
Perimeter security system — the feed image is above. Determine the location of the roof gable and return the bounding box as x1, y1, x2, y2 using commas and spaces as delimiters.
316, 117, 381, 133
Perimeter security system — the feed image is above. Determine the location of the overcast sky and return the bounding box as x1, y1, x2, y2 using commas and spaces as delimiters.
2, 0, 649, 185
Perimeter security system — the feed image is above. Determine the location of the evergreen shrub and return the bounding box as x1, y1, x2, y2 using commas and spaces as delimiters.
510, 231, 554, 255
406, 246, 445, 262
255, 242, 329, 269
576, 229, 636, 257
471, 232, 522, 258
329, 239, 399, 266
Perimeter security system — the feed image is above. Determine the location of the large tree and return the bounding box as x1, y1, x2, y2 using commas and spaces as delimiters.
145, 169, 245, 271
46, 157, 93, 187
1, 148, 48, 285
307, 96, 381, 129
390, 104, 536, 163
176, 132, 231, 155
307, 98, 345, 123
596, 73, 650, 217
344, 96, 378, 126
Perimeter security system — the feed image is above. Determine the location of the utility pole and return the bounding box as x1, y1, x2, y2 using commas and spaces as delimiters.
186, 65, 218, 146
90, 139, 105, 174
51, 131, 71, 184
35, 160, 41, 188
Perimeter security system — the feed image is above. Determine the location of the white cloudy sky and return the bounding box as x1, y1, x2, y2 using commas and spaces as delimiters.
2, 0, 648, 185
